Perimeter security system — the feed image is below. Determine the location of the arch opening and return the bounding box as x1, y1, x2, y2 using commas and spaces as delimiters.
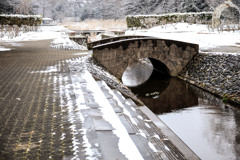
122, 58, 171, 87
220, 7, 240, 24
212, 0, 240, 30
148, 58, 171, 78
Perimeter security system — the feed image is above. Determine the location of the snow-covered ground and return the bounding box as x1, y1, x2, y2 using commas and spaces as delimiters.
1, 23, 239, 54
126, 23, 240, 53
0, 25, 87, 51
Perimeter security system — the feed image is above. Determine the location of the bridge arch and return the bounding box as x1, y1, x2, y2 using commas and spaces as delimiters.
212, 0, 240, 28
92, 37, 198, 79
148, 58, 170, 76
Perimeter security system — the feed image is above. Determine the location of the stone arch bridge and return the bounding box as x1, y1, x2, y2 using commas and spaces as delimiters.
91, 36, 199, 79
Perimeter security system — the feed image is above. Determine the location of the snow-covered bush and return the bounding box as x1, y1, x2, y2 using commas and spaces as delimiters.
0, 14, 42, 38
126, 12, 213, 29
0, 14, 41, 26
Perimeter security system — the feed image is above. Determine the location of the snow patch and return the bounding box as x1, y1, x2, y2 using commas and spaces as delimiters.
0, 47, 11, 51
73, 51, 92, 56
137, 115, 143, 120
29, 66, 59, 73
137, 129, 147, 139
148, 142, 158, 152
50, 34, 87, 50
1, 25, 87, 51
164, 145, 170, 151
152, 134, 160, 140
0, 14, 41, 19
204, 52, 240, 56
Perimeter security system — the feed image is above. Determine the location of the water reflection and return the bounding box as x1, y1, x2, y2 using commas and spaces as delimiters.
122, 59, 153, 87
129, 71, 240, 160
130, 71, 198, 113
160, 104, 240, 160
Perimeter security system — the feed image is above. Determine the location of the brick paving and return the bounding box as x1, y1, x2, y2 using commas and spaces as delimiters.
0, 40, 86, 160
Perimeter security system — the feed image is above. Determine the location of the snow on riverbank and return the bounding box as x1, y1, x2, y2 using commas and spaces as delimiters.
50, 34, 87, 50
0, 47, 11, 51
126, 23, 240, 53
0, 25, 87, 51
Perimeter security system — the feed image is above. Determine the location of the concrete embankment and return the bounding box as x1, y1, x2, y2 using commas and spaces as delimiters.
179, 52, 240, 105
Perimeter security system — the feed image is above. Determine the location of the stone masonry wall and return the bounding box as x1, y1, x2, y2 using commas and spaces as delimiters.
93, 38, 198, 79
178, 52, 240, 104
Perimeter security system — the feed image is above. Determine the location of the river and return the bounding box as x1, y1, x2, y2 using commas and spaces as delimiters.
124, 61, 240, 160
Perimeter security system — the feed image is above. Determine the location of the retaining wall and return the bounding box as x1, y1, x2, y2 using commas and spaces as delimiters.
178, 52, 240, 105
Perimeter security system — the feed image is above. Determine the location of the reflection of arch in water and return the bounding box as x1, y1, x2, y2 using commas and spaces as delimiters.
212, 0, 240, 28
122, 58, 153, 87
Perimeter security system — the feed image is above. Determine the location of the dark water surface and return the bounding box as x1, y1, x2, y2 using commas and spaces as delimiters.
129, 70, 240, 160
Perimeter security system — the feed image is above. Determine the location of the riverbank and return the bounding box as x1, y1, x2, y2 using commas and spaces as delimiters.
179, 52, 240, 106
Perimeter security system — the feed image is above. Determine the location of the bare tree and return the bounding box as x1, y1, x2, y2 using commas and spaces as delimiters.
12, 0, 33, 14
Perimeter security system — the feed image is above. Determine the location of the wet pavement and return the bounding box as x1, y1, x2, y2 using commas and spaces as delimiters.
0, 41, 85, 160
0, 40, 199, 160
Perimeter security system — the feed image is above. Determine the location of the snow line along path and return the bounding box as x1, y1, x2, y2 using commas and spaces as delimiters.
67, 58, 144, 160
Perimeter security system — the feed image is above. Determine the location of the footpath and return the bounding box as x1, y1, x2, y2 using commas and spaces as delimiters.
0, 40, 199, 160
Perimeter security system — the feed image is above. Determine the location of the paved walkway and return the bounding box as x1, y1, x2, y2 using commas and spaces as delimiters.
0, 41, 85, 160
0, 40, 199, 160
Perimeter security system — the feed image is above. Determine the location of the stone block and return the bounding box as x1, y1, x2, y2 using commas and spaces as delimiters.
175, 64, 183, 73
146, 46, 154, 51
163, 47, 170, 55
146, 40, 154, 47
132, 41, 139, 48
123, 48, 132, 56
112, 50, 117, 59
117, 57, 123, 63
176, 59, 182, 65
176, 49, 183, 58
139, 47, 147, 52
183, 50, 191, 59
153, 46, 160, 52
140, 51, 148, 58
103, 48, 109, 54
157, 40, 166, 48
169, 44, 178, 56
140, 40, 148, 48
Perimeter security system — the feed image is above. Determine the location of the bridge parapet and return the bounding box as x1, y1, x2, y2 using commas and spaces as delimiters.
93, 37, 199, 79
87, 35, 147, 50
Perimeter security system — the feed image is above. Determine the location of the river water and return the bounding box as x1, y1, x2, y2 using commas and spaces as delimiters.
125, 64, 240, 160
